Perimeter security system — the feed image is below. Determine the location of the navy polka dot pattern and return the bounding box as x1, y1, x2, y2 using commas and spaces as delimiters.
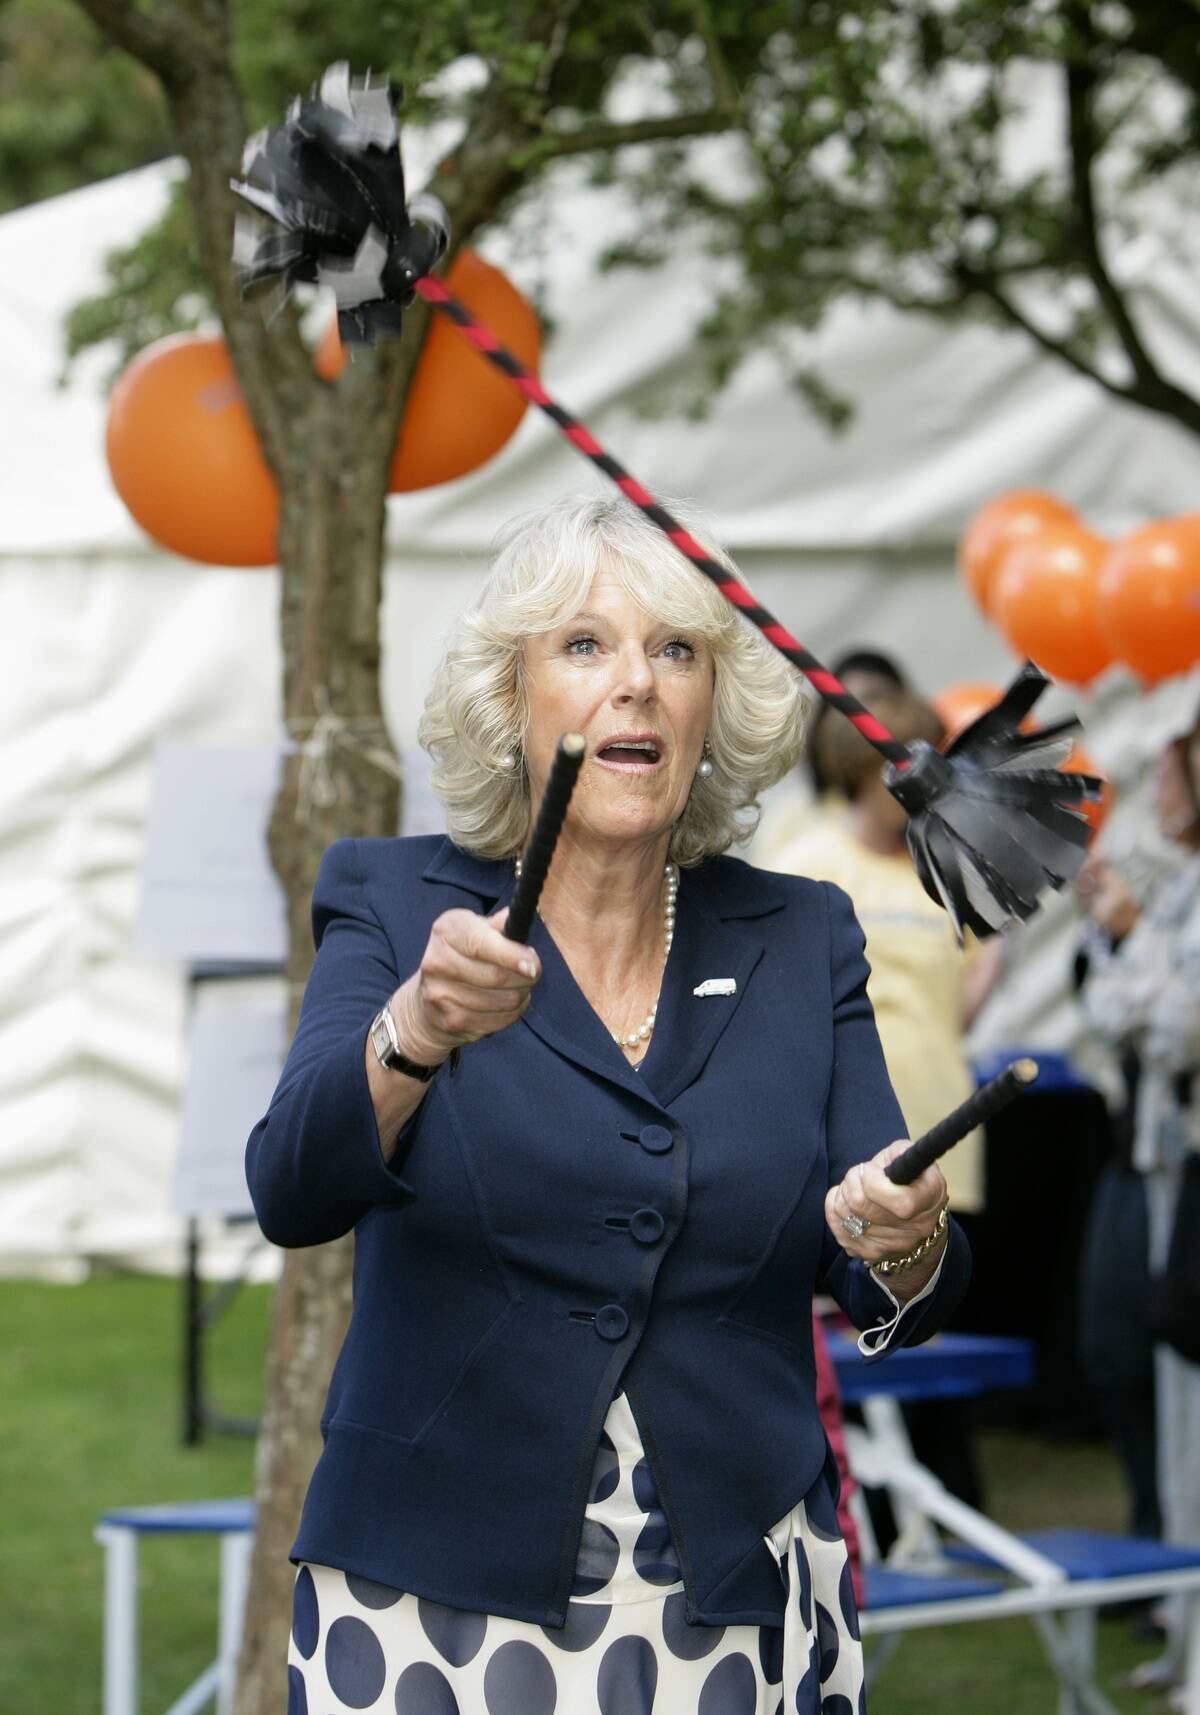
837, 1561, 861, 1644
286, 1662, 308, 1715
803, 1477, 843, 1544
325, 1615, 387, 1708
794, 1643, 819, 1714
395, 1660, 462, 1714
346, 1571, 404, 1609
632, 1511, 683, 1586
630, 1459, 656, 1512
286, 1391, 864, 1714
793, 1538, 813, 1632
571, 1520, 621, 1597
589, 1431, 620, 1504
758, 1624, 784, 1684
482, 1640, 557, 1715
292, 1565, 319, 1660
815, 1604, 839, 1682
419, 1599, 488, 1668
597, 1634, 658, 1715
541, 1603, 611, 1653
698, 1651, 758, 1714
661, 1592, 724, 1661
572, 1397, 682, 1603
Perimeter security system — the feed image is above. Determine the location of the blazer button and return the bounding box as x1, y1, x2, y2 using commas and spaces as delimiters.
630, 1208, 665, 1245
595, 1304, 630, 1341
638, 1124, 673, 1154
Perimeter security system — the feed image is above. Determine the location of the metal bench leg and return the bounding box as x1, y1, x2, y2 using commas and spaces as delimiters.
97, 1525, 138, 1715
1031, 1610, 1119, 1715
863, 1630, 902, 1690
1181, 1591, 1200, 1715
217, 1532, 253, 1715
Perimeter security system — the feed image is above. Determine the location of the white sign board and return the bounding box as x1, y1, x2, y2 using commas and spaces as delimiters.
173, 981, 288, 1219
133, 741, 287, 966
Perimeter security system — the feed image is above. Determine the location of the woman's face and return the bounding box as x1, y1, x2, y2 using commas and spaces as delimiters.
521, 565, 715, 854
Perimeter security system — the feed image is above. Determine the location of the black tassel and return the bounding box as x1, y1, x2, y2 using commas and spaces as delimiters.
230, 63, 448, 344
885, 664, 1104, 940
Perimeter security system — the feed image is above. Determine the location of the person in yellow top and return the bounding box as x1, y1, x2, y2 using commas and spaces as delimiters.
774, 689, 1002, 1214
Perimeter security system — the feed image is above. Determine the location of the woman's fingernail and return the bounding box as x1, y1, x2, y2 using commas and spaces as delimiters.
521, 960, 536, 979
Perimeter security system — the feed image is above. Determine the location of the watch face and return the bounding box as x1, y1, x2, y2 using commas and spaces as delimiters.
371, 1014, 394, 1061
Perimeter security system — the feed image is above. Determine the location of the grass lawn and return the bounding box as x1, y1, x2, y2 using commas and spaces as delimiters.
1, 1276, 1167, 1713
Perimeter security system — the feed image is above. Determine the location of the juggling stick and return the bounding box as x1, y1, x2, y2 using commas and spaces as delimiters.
230, 66, 1104, 940
885, 1058, 1039, 1186
414, 277, 1103, 939
505, 734, 585, 944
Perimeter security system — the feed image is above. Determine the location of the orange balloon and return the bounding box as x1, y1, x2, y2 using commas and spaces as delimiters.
105, 334, 277, 565
991, 523, 1114, 685
315, 250, 542, 492
1096, 514, 1200, 684
1060, 742, 1112, 841
931, 682, 1004, 744
958, 490, 1078, 616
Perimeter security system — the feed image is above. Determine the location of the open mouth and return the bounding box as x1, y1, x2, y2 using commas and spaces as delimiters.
596, 738, 663, 770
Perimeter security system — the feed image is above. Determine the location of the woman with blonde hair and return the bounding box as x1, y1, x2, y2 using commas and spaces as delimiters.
247, 493, 969, 1715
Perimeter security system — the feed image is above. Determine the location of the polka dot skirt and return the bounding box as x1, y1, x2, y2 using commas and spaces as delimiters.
286, 1392, 865, 1714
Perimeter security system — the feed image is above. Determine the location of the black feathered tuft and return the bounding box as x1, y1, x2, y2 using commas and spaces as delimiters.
884, 663, 1104, 940
230, 63, 448, 344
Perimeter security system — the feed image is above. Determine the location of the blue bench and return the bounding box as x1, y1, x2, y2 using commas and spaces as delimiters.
95, 1499, 255, 1715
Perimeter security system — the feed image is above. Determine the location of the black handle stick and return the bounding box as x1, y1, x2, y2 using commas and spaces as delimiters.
505, 734, 586, 944
886, 1058, 1040, 1186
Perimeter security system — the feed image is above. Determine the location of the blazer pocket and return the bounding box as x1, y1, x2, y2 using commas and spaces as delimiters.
329, 1294, 517, 1449
716, 1307, 812, 1360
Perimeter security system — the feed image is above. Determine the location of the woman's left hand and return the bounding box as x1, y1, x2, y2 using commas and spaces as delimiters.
825, 1142, 947, 1277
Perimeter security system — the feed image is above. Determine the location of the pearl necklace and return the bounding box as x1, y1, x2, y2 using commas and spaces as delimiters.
513, 859, 679, 1050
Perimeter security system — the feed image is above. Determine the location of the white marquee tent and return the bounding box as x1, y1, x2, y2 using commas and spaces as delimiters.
1, 150, 1198, 1277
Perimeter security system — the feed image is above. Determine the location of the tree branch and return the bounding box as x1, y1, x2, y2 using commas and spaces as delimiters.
1065, 54, 1162, 387
540, 105, 740, 159
72, 0, 209, 87
953, 261, 1200, 436
693, 0, 740, 113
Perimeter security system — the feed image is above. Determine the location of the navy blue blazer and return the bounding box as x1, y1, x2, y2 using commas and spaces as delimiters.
246, 834, 969, 1629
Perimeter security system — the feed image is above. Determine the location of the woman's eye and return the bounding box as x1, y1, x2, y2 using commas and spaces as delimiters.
662, 637, 695, 661
566, 635, 597, 657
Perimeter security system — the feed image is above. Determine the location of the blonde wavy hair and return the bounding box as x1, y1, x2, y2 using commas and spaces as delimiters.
417, 493, 808, 867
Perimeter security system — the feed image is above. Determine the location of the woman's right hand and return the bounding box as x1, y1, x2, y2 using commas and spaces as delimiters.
388, 908, 541, 1066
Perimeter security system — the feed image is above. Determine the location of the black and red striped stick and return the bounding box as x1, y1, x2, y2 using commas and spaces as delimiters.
414, 275, 908, 769
232, 70, 1103, 938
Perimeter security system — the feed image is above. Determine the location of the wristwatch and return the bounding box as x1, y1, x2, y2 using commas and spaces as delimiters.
370, 1003, 441, 1083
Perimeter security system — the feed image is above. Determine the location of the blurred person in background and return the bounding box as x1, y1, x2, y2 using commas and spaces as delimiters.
1078, 706, 1200, 1688
752, 650, 909, 868
1074, 853, 1161, 1557
773, 689, 1003, 1514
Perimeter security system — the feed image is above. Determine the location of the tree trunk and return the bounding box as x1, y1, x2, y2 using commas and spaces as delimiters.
233, 366, 422, 1712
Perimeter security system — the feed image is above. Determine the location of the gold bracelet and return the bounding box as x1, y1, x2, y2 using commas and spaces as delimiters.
872, 1204, 949, 1277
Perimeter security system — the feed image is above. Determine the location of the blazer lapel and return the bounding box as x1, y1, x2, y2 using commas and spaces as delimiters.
638, 872, 766, 1108
423, 837, 650, 1101
420, 836, 782, 1109
520, 916, 651, 1100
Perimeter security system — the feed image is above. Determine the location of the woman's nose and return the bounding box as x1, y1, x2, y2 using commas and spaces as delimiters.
613, 647, 655, 700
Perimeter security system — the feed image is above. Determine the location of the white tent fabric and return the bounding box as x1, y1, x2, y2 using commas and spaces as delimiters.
2, 156, 1198, 1275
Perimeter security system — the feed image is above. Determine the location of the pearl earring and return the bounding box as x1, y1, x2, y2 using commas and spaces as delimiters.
696, 741, 713, 779
495, 751, 518, 771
